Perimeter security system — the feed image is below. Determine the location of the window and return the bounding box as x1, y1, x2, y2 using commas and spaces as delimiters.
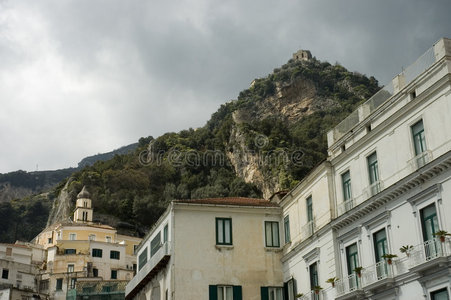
430, 288, 449, 300
56, 278, 63, 290
209, 285, 242, 300
111, 270, 117, 279
367, 152, 380, 195
133, 245, 138, 254
151, 232, 161, 257
110, 251, 120, 260
48, 238, 52, 244
373, 229, 388, 263
69, 233, 76, 241
284, 216, 291, 244
67, 264, 74, 273
5, 248, 12, 256
342, 171, 352, 202
412, 120, 426, 155
106, 236, 112, 243
69, 278, 76, 289
265, 221, 280, 247
309, 262, 318, 288
92, 248, 103, 258
284, 279, 296, 300
39, 279, 49, 292
346, 243, 359, 275
64, 249, 76, 255
420, 203, 439, 242
89, 234, 96, 241
1, 269, 8, 279
138, 248, 147, 270
93, 268, 98, 277
216, 218, 232, 245
163, 224, 168, 243
306, 196, 313, 222
261, 287, 283, 300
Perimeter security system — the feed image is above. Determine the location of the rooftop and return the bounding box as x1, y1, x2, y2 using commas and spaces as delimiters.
174, 197, 279, 207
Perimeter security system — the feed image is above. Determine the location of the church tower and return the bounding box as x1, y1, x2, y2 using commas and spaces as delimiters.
74, 186, 93, 223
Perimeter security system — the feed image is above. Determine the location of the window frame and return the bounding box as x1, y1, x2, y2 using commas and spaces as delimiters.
67, 264, 74, 273
151, 232, 161, 257
110, 250, 120, 260
306, 196, 313, 222
216, 218, 233, 246
69, 233, 76, 241
284, 215, 291, 244
56, 278, 63, 291
138, 248, 148, 270
1, 269, 8, 279
111, 269, 117, 280
411, 119, 427, 156
265, 221, 280, 248
341, 170, 352, 201
92, 248, 103, 258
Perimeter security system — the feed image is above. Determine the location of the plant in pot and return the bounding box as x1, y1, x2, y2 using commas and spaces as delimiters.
400, 245, 414, 257
326, 277, 338, 288
295, 293, 304, 298
434, 230, 450, 243
354, 266, 363, 277
381, 254, 398, 265
312, 286, 323, 295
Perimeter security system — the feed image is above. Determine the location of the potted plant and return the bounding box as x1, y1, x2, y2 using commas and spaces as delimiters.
434, 230, 450, 242
326, 277, 338, 287
312, 286, 323, 295
381, 254, 398, 265
400, 245, 414, 257
354, 266, 363, 277
295, 293, 304, 298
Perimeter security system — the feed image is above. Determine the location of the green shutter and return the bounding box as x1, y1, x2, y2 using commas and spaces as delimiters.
209, 285, 217, 300
233, 286, 242, 300
283, 282, 288, 300
261, 287, 269, 300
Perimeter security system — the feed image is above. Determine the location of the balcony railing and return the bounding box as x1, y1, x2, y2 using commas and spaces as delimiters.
408, 150, 432, 171
336, 237, 450, 297
125, 242, 171, 299
409, 237, 451, 268
301, 219, 315, 239
336, 199, 355, 217
364, 180, 383, 199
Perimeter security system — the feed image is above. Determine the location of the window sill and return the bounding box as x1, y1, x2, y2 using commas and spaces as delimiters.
215, 245, 234, 251
265, 247, 282, 252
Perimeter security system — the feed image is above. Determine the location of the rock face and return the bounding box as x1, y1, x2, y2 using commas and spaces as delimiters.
46, 178, 73, 226
226, 77, 336, 199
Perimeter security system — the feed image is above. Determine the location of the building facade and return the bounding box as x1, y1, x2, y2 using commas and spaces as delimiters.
126, 38, 451, 300
33, 186, 142, 300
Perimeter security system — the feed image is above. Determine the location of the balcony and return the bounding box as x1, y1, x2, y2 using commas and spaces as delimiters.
408, 150, 432, 171
335, 238, 450, 298
301, 219, 315, 239
125, 242, 171, 300
336, 199, 355, 217
408, 237, 451, 273
364, 180, 383, 199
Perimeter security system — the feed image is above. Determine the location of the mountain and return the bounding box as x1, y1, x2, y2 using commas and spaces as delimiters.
0, 52, 380, 242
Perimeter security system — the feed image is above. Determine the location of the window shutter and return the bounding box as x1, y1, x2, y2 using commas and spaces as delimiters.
209, 285, 217, 300
261, 287, 269, 300
233, 285, 242, 300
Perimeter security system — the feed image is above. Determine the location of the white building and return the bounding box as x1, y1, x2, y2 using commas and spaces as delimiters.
126, 38, 451, 300
126, 197, 283, 300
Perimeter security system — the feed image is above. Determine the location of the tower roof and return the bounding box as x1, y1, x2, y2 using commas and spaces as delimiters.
77, 186, 90, 199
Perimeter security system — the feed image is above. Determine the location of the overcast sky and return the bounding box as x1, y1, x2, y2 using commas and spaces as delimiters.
1, 0, 450, 173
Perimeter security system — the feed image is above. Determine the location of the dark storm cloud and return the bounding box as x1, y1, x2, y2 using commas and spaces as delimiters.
0, 0, 450, 172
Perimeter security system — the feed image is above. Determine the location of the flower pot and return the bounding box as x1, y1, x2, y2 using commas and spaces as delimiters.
331, 282, 335, 288
387, 259, 392, 265
440, 236, 446, 243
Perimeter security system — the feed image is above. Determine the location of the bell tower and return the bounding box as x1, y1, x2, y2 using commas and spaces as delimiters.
74, 186, 93, 223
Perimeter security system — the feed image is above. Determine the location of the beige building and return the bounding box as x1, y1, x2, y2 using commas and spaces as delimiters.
33, 186, 142, 300
126, 197, 283, 300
